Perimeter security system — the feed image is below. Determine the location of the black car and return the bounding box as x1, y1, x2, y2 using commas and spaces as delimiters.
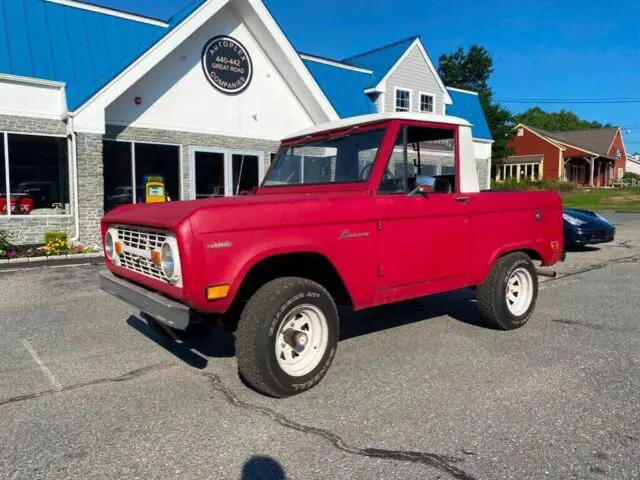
563, 208, 616, 247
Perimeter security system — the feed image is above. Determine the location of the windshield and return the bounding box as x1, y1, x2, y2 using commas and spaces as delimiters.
263, 128, 386, 186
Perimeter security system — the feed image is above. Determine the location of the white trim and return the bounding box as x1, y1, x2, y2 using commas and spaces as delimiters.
105, 120, 283, 142
188, 146, 264, 199
419, 92, 435, 113
103, 136, 182, 147
45, 0, 169, 28
0, 73, 65, 88
377, 39, 453, 105
473, 138, 494, 144
446, 86, 479, 96
189, 146, 227, 200
0, 130, 66, 139
394, 87, 412, 113
0, 109, 63, 121
299, 54, 373, 74
364, 86, 384, 94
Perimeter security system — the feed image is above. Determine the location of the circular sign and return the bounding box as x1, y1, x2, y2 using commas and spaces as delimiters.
201, 35, 253, 95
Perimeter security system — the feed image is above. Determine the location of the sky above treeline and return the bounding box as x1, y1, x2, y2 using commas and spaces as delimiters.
85, 0, 640, 148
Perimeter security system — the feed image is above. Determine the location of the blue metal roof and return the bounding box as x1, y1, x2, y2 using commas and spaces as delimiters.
342, 36, 417, 87
0, 0, 205, 111
302, 59, 376, 118
446, 88, 493, 141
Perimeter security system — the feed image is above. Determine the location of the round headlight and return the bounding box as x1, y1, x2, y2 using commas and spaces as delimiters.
105, 231, 115, 259
161, 242, 176, 279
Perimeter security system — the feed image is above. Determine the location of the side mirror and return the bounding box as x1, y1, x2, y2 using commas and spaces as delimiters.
412, 176, 436, 196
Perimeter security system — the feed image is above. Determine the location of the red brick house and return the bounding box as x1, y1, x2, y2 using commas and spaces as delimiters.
496, 124, 627, 186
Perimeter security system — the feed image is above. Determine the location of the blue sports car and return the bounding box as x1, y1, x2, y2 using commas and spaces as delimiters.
563, 208, 616, 247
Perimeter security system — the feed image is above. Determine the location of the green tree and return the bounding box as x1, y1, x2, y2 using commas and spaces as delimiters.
513, 107, 613, 131
438, 45, 514, 161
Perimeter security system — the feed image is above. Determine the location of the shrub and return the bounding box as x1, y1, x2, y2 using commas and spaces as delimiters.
43, 231, 69, 256
623, 171, 640, 181
0, 229, 11, 252
491, 178, 577, 192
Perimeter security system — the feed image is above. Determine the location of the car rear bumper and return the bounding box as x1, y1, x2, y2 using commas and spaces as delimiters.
99, 271, 191, 330
565, 228, 616, 245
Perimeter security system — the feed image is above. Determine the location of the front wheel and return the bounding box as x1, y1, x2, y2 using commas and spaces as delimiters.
235, 277, 339, 398
476, 252, 539, 330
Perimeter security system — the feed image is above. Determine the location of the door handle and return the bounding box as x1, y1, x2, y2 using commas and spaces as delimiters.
455, 196, 470, 203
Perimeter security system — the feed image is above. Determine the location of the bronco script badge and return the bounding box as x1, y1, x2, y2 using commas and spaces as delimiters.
339, 229, 370, 240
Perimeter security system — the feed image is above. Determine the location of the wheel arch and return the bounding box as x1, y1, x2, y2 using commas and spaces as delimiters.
475, 246, 542, 286
229, 250, 354, 318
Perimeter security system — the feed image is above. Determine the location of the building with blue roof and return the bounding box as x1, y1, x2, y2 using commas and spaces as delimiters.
0, 0, 493, 245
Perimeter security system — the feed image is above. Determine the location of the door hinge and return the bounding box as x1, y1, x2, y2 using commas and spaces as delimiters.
377, 220, 383, 231
378, 265, 384, 277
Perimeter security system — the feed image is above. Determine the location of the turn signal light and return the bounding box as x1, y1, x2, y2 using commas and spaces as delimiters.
115, 241, 124, 256
206, 285, 230, 301
150, 249, 161, 266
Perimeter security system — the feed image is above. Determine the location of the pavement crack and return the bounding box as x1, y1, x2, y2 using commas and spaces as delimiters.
200, 372, 478, 480
551, 319, 637, 334
0, 361, 177, 407
548, 253, 640, 282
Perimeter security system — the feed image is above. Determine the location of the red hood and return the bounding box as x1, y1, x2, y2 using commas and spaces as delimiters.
101, 191, 371, 233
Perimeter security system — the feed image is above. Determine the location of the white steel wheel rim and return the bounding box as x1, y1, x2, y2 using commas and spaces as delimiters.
275, 304, 329, 377
506, 267, 534, 316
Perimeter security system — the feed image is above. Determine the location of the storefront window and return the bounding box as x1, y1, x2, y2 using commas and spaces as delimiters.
104, 141, 180, 211
104, 141, 133, 212
1, 134, 70, 216
135, 143, 180, 203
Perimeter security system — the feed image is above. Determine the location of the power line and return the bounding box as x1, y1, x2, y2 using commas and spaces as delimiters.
498, 98, 640, 104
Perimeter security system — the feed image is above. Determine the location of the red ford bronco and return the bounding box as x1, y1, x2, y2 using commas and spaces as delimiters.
100, 113, 564, 397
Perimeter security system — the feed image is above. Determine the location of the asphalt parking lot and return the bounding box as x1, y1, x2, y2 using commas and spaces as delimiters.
1, 212, 639, 480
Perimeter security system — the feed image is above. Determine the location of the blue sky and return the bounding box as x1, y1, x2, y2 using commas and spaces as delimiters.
89, 0, 640, 149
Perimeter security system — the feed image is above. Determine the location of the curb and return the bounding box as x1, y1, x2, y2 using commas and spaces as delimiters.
0, 252, 104, 271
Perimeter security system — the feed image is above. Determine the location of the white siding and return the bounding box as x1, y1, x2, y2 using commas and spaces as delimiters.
106, 4, 314, 140
0, 78, 66, 119
384, 45, 445, 114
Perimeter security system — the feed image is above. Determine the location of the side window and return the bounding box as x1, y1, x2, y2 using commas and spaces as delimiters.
379, 126, 456, 195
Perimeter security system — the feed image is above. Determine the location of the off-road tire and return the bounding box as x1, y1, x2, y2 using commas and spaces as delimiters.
477, 252, 538, 330
235, 277, 339, 398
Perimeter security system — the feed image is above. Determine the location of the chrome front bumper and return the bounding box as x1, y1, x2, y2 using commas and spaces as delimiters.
99, 272, 191, 330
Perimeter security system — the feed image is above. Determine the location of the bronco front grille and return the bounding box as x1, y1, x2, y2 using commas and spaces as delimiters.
110, 225, 181, 286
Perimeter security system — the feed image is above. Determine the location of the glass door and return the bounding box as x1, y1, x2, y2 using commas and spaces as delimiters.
231, 151, 262, 196
193, 149, 227, 199
190, 148, 264, 198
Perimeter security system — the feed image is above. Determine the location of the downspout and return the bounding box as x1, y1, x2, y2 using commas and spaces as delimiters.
67, 114, 81, 243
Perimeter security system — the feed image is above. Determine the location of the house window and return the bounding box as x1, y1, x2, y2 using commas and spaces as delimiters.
420, 93, 435, 113
395, 88, 411, 112
1, 132, 70, 216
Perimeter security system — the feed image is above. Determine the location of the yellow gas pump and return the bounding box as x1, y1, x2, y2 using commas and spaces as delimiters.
143, 175, 167, 204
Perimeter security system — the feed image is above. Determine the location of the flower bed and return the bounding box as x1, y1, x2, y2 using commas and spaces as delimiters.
0, 229, 102, 264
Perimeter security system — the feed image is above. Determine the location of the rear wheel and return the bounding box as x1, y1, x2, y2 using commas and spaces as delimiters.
477, 252, 538, 330
235, 277, 339, 398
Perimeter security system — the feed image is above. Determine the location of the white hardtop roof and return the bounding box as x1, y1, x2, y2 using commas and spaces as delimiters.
286, 112, 472, 139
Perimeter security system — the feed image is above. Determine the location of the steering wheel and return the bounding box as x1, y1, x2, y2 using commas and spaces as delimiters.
360, 163, 398, 185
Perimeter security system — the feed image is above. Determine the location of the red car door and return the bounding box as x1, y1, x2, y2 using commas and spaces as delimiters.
373, 122, 472, 297
376, 193, 471, 291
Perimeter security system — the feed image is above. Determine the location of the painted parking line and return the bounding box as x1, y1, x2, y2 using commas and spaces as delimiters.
21, 339, 62, 391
